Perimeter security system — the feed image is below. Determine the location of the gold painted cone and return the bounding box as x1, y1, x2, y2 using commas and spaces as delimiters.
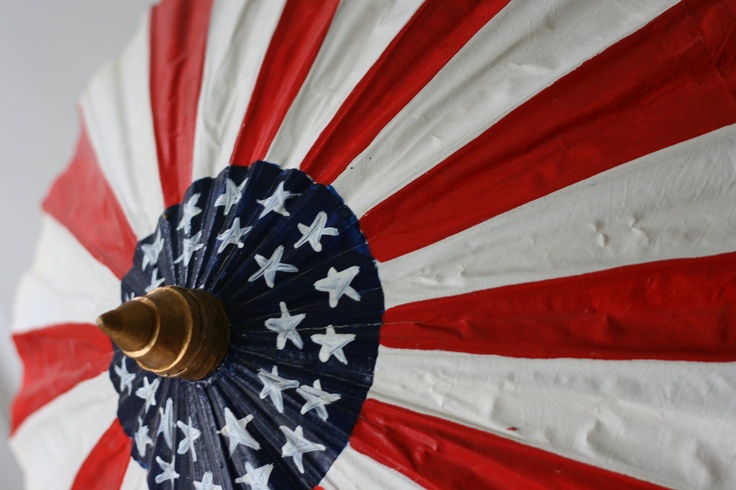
96, 286, 230, 380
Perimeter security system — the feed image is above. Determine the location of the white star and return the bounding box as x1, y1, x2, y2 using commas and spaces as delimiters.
145, 268, 166, 293
296, 379, 341, 421
135, 377, 159, 413
294, 211, 338, 252
124, 291, 137, 302
216, 218, 252, 253
114, 358, 135, 395
265, 301, 305, 350
257, 182, 299, 219
215, 177, 248, 215
248, 245, 298, 288
280, 425, 326, 474
311, 326, 356, 365
134, 417, 153, 456
177, 416, 202, 462
314, 266, 361, 308
157, 398, 175, 449
194, 472, 222, 490
154, 455, 179, 486
234, 462, 273, 490
177, 193, 202, 234
217, 407, 260, 455
141, 230, 164, 269
258, 366, 299, 413
174, 231, 204, 266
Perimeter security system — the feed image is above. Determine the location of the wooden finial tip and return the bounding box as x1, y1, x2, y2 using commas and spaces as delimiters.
97, 310, 122, 331
96, 299, 157, 353
96, 286, 230, 380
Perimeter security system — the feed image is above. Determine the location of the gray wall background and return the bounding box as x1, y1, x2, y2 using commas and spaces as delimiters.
0, 1, 154, 486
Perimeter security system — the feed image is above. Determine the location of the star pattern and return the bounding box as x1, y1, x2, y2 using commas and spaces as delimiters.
155, 456, 179, 486
194, 472, 222, 490
258, 366, 299, 413
311, 326, 356, 365
217, 407, 260, 455
158, 398, 175, 449
134, 417, 153, 456
118, 162, 384, 488
314, 266, 361, 307
257, 181, 299, 218
177, 193, 202, 234
141, 230, 164, 269
177, 417, 202, 462
234, 462, 273, 490
280, 425, 326, 474
135, 377, 160, 413
265, 301, 306, 350
296, 379, 341, 421
114, 358, 135, 395
248, 245, 298, 288
294, 211, 338, 252
174, 230, 204, 266
216, 217, 252, 253
215, 177, 248, 215
145, 267, 166, 293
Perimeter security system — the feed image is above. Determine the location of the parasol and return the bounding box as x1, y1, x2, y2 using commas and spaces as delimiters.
9, 0, 736, 488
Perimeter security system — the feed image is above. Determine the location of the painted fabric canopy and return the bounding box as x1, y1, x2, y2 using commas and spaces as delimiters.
10, 0, 736, 489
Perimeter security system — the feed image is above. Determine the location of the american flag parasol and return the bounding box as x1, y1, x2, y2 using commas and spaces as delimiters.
9, 0, 736, 488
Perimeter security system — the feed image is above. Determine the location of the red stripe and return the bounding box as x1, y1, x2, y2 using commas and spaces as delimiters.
229, 0, 340, 166
11, 323, 113, 433
351, 399, 665, 490
299, 0, 510, 183
150, 0, 213, 208
42, 122, 137, 279
361, 0, 736, 262
72, 419, 132, 490
382, 253, 736, 361
683, 0, 736, 93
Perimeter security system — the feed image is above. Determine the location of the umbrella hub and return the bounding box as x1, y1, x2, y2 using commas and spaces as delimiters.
96, 286, 230, 380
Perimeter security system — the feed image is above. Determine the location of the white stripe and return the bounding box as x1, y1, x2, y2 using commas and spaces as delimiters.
332, 0, 678, 218
319, 444, 424, 490
120, 459, 147, 490
12, 215, 120, 333
379, 124, 736, 308
371, 347, 736, 490
191, 0, 286, 178
80, 12, 162, 239
267, 0, 423, 169
10, 373, 119, 490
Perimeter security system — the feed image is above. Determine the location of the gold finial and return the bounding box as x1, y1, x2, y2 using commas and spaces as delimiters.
96, 286, 230, 380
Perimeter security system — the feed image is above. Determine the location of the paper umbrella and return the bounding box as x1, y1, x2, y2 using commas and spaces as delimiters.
9, 0, 736, 489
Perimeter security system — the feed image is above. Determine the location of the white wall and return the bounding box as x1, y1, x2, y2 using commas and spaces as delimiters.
0, 1, 153, 487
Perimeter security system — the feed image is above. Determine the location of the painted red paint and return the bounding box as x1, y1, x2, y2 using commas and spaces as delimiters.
381, 252, 736, 361
300, 0, 510, 183
150, 0, 213, 208
682, 0, 736, 93
230, 0, 340, 166
42, 122, 137, 280
361, 0, 736, 262
71, 419, 132, 490
11, 323, 113, 433
351, 399, 666, 490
